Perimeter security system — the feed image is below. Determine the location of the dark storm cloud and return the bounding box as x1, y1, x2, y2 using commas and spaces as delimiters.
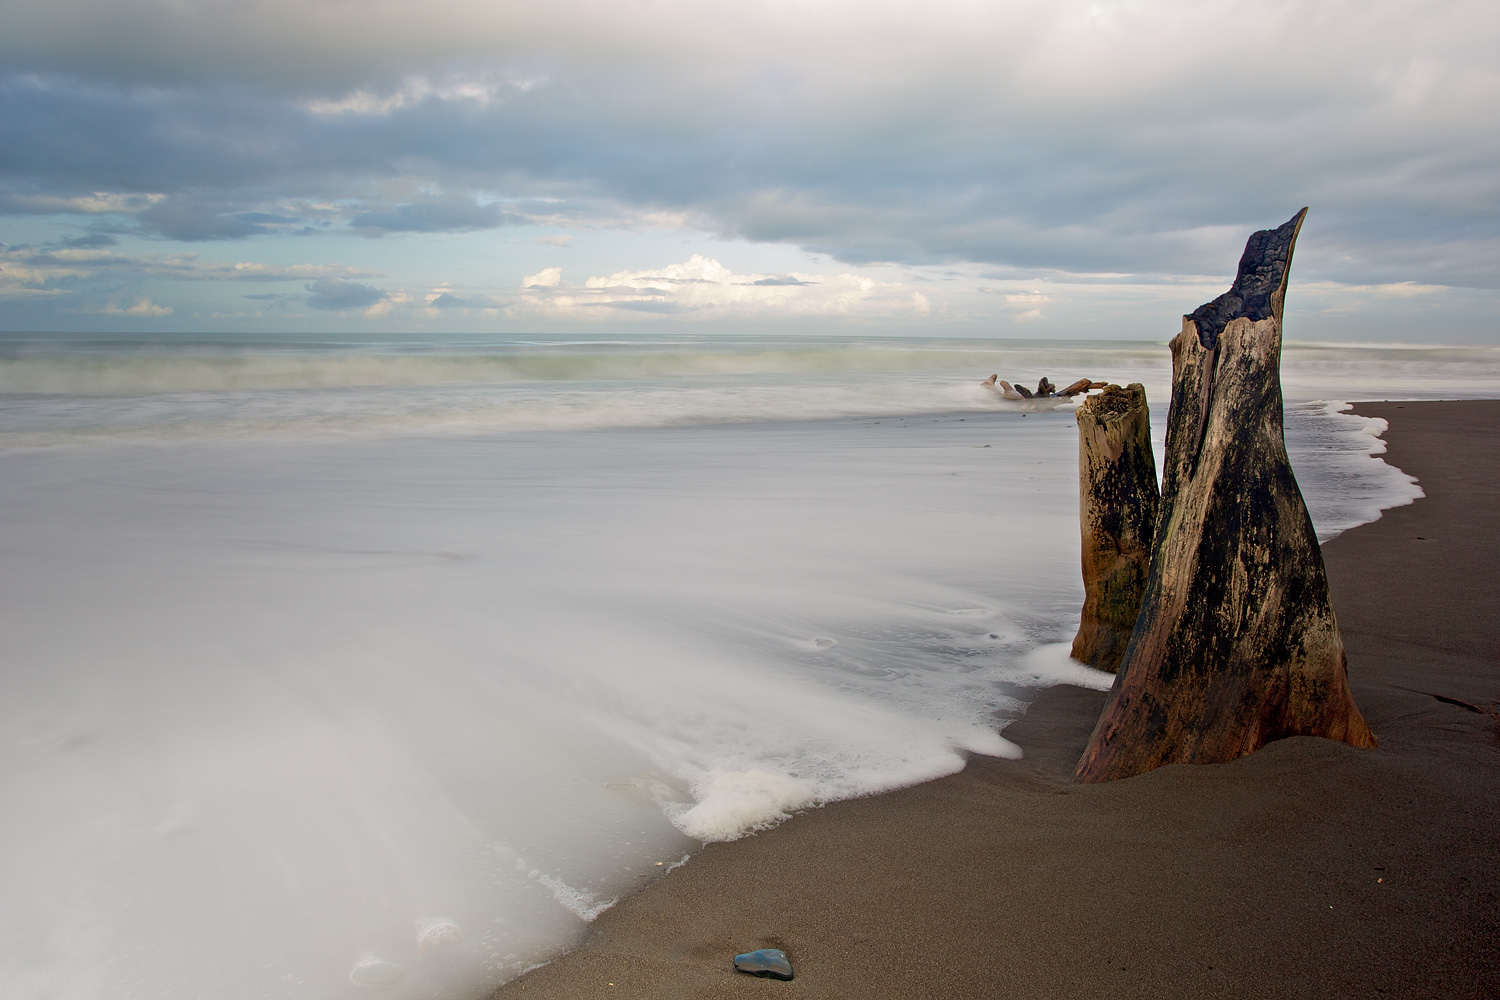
304, 278, 387, 311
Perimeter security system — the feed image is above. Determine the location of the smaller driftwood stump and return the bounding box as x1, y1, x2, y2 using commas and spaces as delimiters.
1070, 384, 1159, 672
1075, 208, 1376, 783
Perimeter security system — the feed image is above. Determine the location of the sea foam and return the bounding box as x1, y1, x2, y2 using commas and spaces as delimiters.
0, 332, 1477, 999
1284, 400, 1424, 540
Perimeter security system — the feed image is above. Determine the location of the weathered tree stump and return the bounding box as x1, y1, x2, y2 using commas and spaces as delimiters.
1070, 383, 1160, 673
1075, 209, 1376, 783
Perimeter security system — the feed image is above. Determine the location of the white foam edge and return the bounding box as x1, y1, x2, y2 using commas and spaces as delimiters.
664, 769, 817, 843
1010, 641, 1117, 691
530, 871, 618, 922
1306, 399, 1425, 532
490, 842, 618, 923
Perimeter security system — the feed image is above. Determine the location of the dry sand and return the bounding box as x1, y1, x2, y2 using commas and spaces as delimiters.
493, 399, 1500, 1000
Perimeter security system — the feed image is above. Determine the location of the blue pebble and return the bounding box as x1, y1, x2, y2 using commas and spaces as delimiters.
734, 948, 794, 981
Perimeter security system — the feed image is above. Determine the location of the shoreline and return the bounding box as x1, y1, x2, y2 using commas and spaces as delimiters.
492, 399, 1500, 1000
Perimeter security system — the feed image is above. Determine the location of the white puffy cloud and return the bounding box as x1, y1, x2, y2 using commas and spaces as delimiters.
423, 284, 470, 310
522, 266, 562, 288
515, 254, 928, 321
303, 75, 511, 116
96, 297, 173, 316
1004, 290, 1050, 321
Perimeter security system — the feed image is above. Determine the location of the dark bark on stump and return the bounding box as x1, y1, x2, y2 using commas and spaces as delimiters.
1075, 209, 1376, 783
1070, 384, 1160, 672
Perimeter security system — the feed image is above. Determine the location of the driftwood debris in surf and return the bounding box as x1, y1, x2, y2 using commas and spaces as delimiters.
1070, 383, 1160, 673
1075, 208, 1376, 783
983, 375, 1103, 404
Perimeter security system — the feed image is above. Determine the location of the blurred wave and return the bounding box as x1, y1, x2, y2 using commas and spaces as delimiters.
0, 331, 1478, 999
0, 335, 1151, 394
3, 334, 1494, 448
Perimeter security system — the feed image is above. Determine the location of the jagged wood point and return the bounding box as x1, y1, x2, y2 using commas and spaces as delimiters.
1075, 208, 1376, 783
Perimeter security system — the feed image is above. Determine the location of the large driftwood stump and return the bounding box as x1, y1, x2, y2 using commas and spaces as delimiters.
1070, 384, 1159, 672
1075, 209, 1376, 783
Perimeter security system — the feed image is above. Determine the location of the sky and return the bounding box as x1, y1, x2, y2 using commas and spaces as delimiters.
0, 0, 1496, 341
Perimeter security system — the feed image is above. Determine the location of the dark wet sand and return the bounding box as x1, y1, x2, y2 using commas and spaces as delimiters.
493, 400, 1500, 1000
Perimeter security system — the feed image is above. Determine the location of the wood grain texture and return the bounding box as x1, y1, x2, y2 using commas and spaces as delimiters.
1070, 383, 1160, 672
1076, 209, 1376, 783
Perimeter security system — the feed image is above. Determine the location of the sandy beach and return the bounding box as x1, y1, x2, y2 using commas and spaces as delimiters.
493, 399, 1500, 1000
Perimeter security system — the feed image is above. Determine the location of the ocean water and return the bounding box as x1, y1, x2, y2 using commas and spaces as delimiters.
0, 333, 1494, 999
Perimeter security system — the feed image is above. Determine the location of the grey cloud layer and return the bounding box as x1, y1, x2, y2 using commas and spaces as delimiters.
350, 197, 525, 235
1, 0, 1496, 286
304, 278, 386, 310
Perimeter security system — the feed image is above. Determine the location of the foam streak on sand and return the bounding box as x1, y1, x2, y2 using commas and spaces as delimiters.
0, 333, 1484, 1000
